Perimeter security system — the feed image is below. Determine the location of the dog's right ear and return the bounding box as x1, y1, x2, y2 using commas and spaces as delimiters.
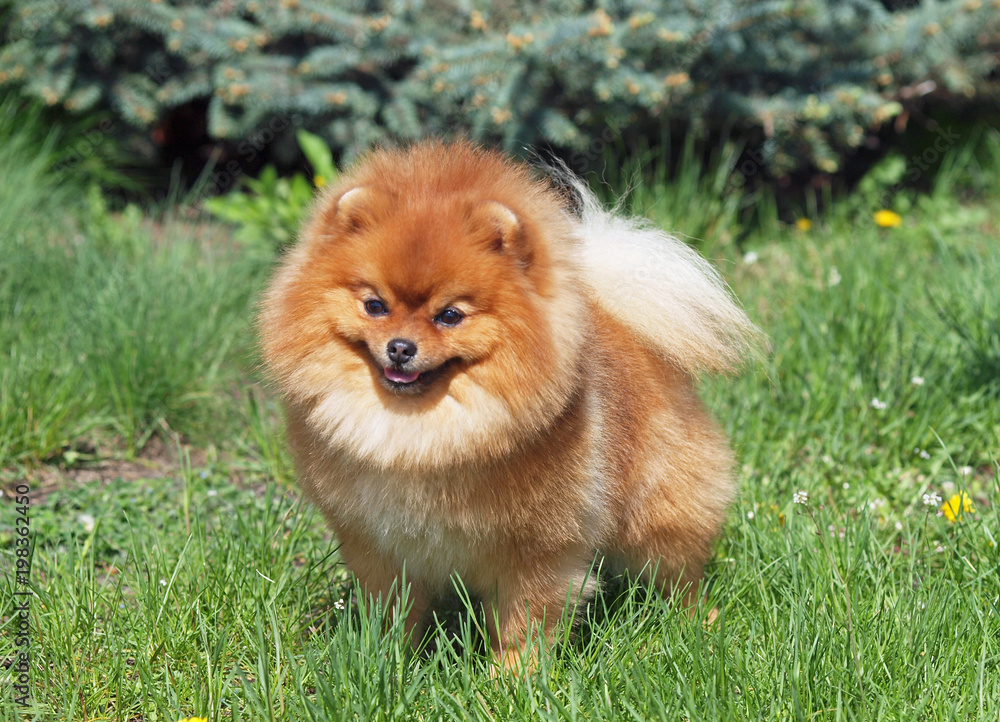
332, 186, 375, 234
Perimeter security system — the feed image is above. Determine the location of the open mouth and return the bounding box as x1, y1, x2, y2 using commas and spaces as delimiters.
378, 359, 455, 394
384, 367, 421, 384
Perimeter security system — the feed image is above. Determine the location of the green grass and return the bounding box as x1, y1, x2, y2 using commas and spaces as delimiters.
0, 216, 264, 461
1, 119, 999, 720
0, 106, 267, 461
4, 460, 997, 720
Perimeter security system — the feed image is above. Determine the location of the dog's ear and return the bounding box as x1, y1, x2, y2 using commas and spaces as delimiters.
472, 200, 533, 267
332, 186, 377, 234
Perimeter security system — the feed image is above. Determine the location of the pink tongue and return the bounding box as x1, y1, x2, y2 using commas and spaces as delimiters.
384, 368, 420, 384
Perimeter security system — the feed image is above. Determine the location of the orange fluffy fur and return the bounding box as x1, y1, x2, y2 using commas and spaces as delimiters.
260, 141, 760, 668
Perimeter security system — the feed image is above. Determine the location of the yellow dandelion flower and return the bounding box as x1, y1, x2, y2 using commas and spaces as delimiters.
314, 175, 326, 188
178, 717, 208, 722
941, 492, 975, 522
795, 218, 812, 231
874, 209, 902, 228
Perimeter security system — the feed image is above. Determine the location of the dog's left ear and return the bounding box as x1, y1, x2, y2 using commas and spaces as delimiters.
472, 200, 532, 267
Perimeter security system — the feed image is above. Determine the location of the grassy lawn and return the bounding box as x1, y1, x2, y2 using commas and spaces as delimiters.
2, 112, 998, 720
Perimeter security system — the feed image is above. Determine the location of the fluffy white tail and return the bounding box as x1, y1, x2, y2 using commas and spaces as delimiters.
567, 176, 762, 375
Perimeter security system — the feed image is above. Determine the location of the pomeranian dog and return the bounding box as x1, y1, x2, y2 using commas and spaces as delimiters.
260, 141, 759, 669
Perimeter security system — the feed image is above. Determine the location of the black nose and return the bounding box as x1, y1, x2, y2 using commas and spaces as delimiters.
386, 338, 417, 365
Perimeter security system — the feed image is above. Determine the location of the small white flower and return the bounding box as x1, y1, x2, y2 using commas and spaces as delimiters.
842, 482, 850, 490
334, 598, 346, 611
793, 490, 809, 506
747, 511, 755, 520
743, 251, 759, 265
911, 376, 925, 386
77, 513, 96, 533
922, 492, 942, 507
959, 466, 973, 477
827, 266, 842, 287
207, 489, 218, 497
894, 521, 903, 531
159, 579, 168, 587
917, 449, 930, 460
870, 397, 887, 410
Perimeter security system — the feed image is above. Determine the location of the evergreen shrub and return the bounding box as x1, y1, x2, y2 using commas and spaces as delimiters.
1, 0, 997, 178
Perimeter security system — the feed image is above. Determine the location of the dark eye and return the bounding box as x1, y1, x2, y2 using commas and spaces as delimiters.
435, 307, 464, 327
364, 299, 388, 316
